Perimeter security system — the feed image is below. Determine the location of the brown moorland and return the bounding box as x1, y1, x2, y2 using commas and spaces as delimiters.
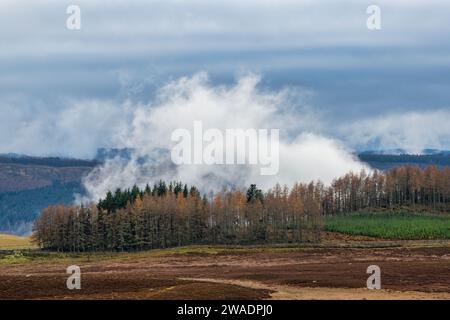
0, 238, 449, 300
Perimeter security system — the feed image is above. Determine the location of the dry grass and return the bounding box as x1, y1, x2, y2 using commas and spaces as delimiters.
0, 233, 36, 250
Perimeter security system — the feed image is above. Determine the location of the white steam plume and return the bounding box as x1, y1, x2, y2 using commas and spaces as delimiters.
80, 72, 368, 202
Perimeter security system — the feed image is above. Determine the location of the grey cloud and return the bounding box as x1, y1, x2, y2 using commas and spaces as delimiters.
0, 0, 449, 158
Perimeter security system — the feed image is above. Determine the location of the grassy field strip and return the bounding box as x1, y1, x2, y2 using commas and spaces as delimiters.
325, 212, 450, 240
0, 234, 35, 250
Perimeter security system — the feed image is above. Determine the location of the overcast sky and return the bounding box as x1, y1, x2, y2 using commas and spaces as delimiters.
1, 0, 450, 157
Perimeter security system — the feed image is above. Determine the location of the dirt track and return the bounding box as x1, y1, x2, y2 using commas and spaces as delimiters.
1, 242, 449, 300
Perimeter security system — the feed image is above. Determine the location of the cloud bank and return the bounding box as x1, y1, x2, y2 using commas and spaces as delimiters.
2, 0, 450, 123
0, 99, 129, 158
2, 70, 448, 201
341, 109, 450, 154
79, 73, 368, 201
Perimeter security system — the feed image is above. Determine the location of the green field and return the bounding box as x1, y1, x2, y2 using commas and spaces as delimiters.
325, 212, 450, 240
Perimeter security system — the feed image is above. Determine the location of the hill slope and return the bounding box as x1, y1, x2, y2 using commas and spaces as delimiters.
1, 151, 450, 235
0, 156, 95, 235
0, 233, 35, 250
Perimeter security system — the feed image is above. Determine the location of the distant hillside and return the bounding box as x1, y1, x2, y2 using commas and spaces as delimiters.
1, 150, 450, 235
358, 149, 450, 156
94, 148, 135, 162
0, 155, 96, 235
0, 163, 94, 193
358, 153, 450, 170
0, 181, 86, 235
0, 155, 99, 168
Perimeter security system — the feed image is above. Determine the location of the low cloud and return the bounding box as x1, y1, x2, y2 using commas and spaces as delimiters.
341, 109, 450, 154
3, 72, 448, 203
0, 99, 129, 158
79, 73, 368, 201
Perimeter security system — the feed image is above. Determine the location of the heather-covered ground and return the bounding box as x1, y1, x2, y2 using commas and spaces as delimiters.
1, 237, 449, 300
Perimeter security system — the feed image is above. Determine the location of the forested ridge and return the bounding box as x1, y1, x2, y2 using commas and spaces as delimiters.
0, 182, 84, 235
2, 151, 449, 234
33, 165, 450, 252
0, 155, 98, 167
358, 153, 450, 168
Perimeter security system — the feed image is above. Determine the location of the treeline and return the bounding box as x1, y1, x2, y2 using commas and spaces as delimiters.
32, 182, 322, 252
358, 153, 450, 167
0, 155, 98, 167
326, 165, 450, 214
32, 165, 450, 252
